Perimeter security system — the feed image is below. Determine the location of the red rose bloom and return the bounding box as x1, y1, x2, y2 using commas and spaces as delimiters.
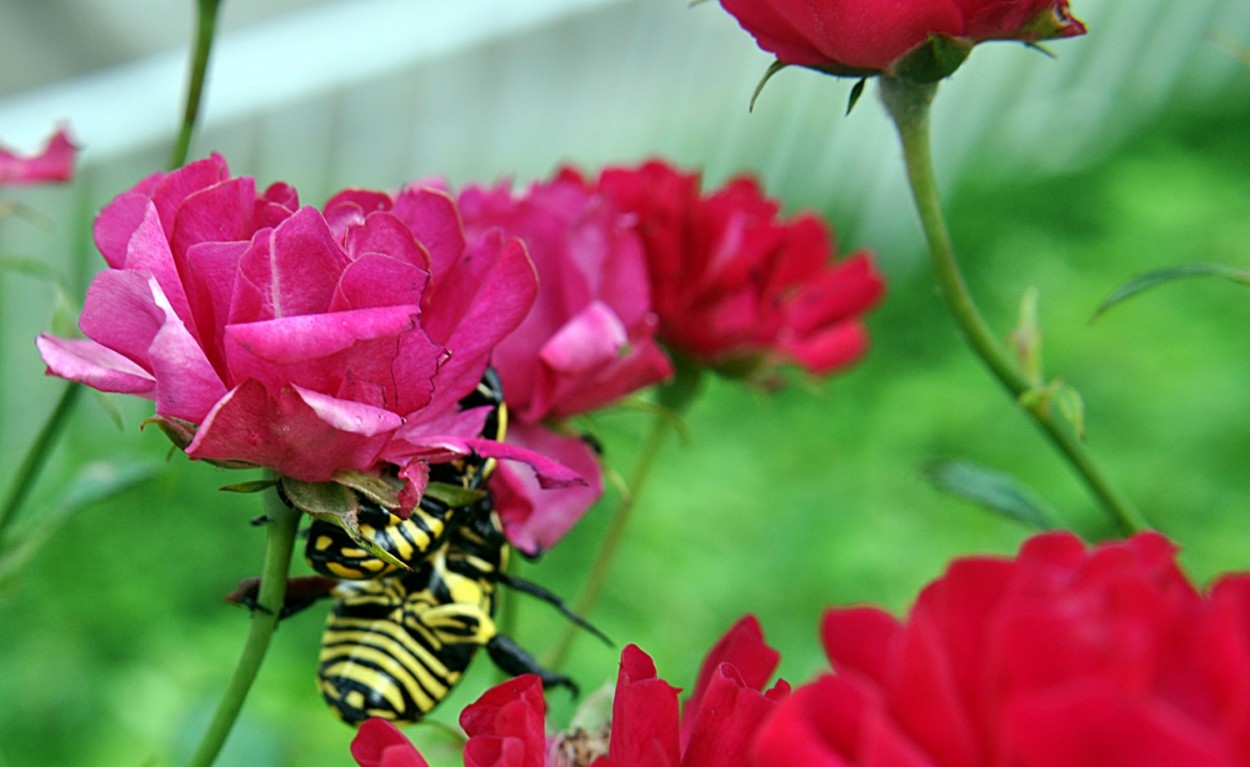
350, 616, 789, 767
752, 532, 1250, 767
718, 0, 1086, 78
596, 161, 883, 381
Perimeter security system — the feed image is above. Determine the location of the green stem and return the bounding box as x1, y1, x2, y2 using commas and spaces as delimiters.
879, 76, 1149, 536
0, 382, 82, 541
170, 0, 224, 169
547, 409, 670, 669
185, 478, 299, 767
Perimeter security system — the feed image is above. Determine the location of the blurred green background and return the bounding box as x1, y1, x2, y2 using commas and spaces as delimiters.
2, 2, 1250, 766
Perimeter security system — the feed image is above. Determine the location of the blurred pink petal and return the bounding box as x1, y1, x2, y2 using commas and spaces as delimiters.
0, 126, 76, 185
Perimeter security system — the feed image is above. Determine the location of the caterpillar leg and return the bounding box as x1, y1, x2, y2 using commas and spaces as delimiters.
225, 575, 339, 619
485, 633, 578, 696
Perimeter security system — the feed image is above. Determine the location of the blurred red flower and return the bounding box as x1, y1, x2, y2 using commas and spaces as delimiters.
37, 155, 579, 506
351, 615, 789, 767
753, 532, 1250, 767
717, 0, 1086, 78
596, 161, 883, 382
0, 125, 76, 185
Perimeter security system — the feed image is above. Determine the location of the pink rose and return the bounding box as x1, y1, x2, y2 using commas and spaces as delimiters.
37, 155, 577, 503
458, 172, 671, 424
718, 0, 1085, 79
596, 161, 884, 381
457, 171, 672, 552
0, 125, 76, 185
752, 532, 1250, 767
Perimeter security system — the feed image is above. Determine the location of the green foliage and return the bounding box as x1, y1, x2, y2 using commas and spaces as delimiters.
1092, 262, 1250, 321
924, 460, 1058, 530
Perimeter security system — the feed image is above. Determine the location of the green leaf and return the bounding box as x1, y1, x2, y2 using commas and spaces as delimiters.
0, 461, 163, 595
281, 476, 411, 573
924, 460, 1058, 530
279, 477, 357, 517
423, 482, 486, 509
749, 60, 788, 112
846, 78, 867, 115
332, 469, 401, 509
1008, 287, 1043, 385
1092, 262, 1250, 321
219, 479, 278, 494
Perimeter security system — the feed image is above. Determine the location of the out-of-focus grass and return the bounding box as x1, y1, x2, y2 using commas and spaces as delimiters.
1, 98, 1249, 767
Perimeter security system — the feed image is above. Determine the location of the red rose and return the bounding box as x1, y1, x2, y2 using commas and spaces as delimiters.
596, 161, 883, 381
718, 0, 1085, 78
350, 616, 789, 767
752, 532, 1250, 767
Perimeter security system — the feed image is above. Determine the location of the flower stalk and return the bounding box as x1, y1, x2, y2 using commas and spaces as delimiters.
170, 0, 223, 170
547, 409, 668, 669
0, 382, 82, 541
185, 477, 300, 767
879, 75, 1148, 536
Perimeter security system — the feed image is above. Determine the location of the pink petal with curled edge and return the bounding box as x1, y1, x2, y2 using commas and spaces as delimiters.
538, 300, 628, 374
187, 381, 400, 481
147, 297, 228, 423
331, 253, 430, 313
537, 335, 673, 422
169, 175, 261, 263
78, 270, 165, 370
121, 201, 196, 331
344, 211, 430, 271
0, 126, 76, 185
229, 206, 350, 324
681, 616, 779, 750
428, 236, 538, 414
79, 270, 224, 421
465, 437, 586, 490
36, 335, 156, 395
390, 186, 466, 281
148, 155, 231, 235
94, 191, 154, 269
350, 718, 430, 767
489, 425, 603, 554
222, 305, 435, 411
324, 188, 395, 236
609, 645, 682, 767
183, 239, 249, 372
396, 460, 431, 516
383, 406, 490, 468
